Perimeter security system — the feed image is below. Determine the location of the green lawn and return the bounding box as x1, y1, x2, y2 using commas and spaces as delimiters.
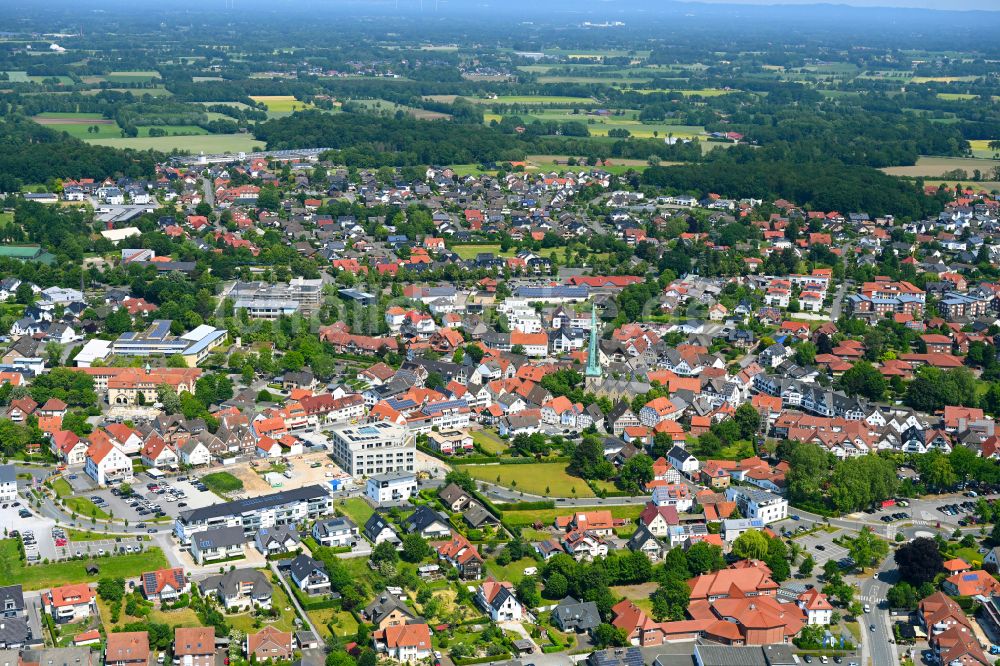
64, 496, 110, 520
486, 556, 538, 583
336, 497, 375, 526
449, 244, 517, 260
67, 529, 123, 542
0, 539, 167, 590
458, 462, 595, 498
87, 133, 262, 153
52, 477, 73, 498
309, 608, 359, 639
472, 430, 508, 455
502, 504, 643, 528
200, 471, 244, 494
226, 573, 298, 632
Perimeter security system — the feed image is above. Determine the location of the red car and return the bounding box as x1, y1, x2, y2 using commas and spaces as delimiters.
55, 538, 67, 547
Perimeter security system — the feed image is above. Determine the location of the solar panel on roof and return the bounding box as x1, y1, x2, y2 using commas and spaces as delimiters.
962, 573, 979, 580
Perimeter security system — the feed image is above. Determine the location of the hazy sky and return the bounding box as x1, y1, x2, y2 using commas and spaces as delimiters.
691, 0, 999, 10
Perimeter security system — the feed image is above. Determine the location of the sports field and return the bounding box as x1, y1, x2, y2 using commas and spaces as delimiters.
457, 462, 595, 498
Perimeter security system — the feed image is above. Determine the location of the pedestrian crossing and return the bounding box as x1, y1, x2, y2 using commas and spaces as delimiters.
859, 594, 885, 604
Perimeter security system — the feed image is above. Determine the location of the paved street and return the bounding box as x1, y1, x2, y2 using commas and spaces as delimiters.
860, 557, 900, 666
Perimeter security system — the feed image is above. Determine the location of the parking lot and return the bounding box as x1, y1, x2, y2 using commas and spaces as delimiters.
1, 504, 58, 561
82, 474, 221, 524
51, 525, 146, 560
792, 529, 851, 566
859, 494, 992, 528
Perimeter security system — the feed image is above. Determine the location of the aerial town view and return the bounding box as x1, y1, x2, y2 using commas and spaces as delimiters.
2, 1, 1000, 666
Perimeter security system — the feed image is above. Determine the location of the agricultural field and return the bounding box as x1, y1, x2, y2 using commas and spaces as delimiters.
881, 156, 1000, 179
349, 98, 449, 120
476, 95, 597, 105
32, 113, 121, 139
969, 140, 1000, 159
105, 71, 161, 83
457, 462, 596, 498
0, 539, 167, 590
88, 133, 263, 153
250, 95, 316, 114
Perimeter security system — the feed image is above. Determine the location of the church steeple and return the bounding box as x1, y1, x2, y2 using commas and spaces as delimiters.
585, 304, 602, 378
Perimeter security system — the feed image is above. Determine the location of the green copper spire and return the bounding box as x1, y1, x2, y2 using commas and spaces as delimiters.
585, 303, 602, 378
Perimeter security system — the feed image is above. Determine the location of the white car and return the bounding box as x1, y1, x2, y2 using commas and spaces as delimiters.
98, 548, 106, 556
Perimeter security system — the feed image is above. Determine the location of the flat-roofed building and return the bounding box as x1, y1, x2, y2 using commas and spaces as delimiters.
329, 421, 414, 477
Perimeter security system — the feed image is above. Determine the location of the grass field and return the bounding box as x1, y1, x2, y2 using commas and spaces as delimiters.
0, 539, 167, 590
476, 95, 596, 105
201, 471, 244, 494
350, 98, 448, 120
936, 93, 978, 101
487, 556, 537, 583
881, 156, 1000, 178
250, 95, 315, 113
88, 133, 262, 153
336, 497, 375, 526
52, 477, 73, 498
449, 244, 517, 260
458, 462, 595, 498
502, 504, 643, 528
65, 496, 110, 520
911, 76, 978, 83
309, 608, 359, 639
629, 88, 736, 97
472, 430, 508, 455
969, 140, 999, 159
106, 71, 160, 83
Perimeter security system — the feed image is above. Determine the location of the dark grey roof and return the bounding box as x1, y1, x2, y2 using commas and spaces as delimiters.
463, 502, 498, 528
0, 616, 31, 648
438, 483, 470, 507
179, 485, 328, 524
199, 568, 272, 601
0, 585, 24, 613
363, 592, 415, 624
403, 505, 450, 534
552, 596, 600, 631
192, 525, 245, 550
363, 513, 399, 541
288, 554, 327, 582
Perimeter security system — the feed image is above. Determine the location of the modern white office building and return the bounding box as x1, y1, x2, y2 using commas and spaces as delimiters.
328, 421, 414, 477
